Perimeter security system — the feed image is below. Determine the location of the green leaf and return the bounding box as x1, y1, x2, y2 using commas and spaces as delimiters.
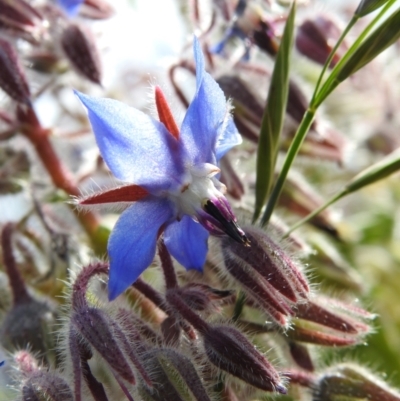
345, 148, 400, 193
253, 1, 296, 222
337, 7, 400, 80
315, 3, 400, 106
355, 0, 391, 17
287, 148, 400, 234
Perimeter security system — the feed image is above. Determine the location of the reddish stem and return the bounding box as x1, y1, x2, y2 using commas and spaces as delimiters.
166, 290, 209, 334
157, 237, 177, 289
17, 106, 103, 247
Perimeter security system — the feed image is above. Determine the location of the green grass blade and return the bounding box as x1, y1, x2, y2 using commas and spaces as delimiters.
286, 148, 400, 234
314, 0, 398, 107
355, 0, 392, 17
336, 7, 400, 82
260, 108, 315, 227
253, 1, 296, 222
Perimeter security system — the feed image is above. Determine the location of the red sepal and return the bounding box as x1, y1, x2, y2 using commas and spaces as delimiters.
80, 185, 148, 204
155, 86, 180, 140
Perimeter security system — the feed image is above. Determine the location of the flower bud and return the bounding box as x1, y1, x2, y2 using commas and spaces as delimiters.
253, 19, 279, 56
150, 348, 212, 401
219, 226, 309, 324
296, 298, 371, 334
0, 0, 42, 30
71, 306, 137, 384
314, 364, 400, 401
14, 351, 74, 401
79, 0, 114, 19
217, 75, 263, 143
288, 341, 314, 371
0, 224, 56, 363
60, 23, 102, 84
204, 325, 286, 393
1, 300, 56, 361
289, 296, 373, 347
69, 263, 152, 388
0, 38, 31, 104
296, 16, 343, 67
222, 248, 293, 325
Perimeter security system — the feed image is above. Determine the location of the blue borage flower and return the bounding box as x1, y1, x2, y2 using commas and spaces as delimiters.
56, 0, 85, 16
76, 37, 248, 300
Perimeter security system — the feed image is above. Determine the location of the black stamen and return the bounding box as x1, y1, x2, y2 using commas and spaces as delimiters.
203, 200, 250, 246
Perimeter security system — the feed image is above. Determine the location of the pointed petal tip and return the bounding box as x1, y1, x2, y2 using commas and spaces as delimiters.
107, 277, 128, 301
74, 89, 89, 103
276, 383, 287, 394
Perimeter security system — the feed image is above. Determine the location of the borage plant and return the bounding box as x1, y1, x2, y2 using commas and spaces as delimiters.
1, 0, 400, 400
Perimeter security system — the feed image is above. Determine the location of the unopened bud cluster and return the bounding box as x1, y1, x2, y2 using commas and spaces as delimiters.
1, 0, 400, 400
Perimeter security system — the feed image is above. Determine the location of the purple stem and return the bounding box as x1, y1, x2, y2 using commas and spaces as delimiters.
158, 237, 177, 289
1, 223, 30, 305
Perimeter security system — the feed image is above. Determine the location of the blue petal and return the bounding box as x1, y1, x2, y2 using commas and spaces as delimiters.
108, 197, 173, 300
164, 216, 208, 272
180, 37, 241, 164
57, 0, 84, 16
76, 91, 185, 194
215, 118, 242, 160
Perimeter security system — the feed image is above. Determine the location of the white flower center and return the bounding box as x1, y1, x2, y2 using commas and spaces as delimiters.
167, 163, 226, 219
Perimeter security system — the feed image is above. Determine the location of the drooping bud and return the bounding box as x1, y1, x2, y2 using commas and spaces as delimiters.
296, 16, 344, 67
219, 225, 309, 325
0, 224, 56, 363
204, 325, 286, 393
71, 305, 137, 384
60, 23, 102, 84
69, 263, 152, 392
218, 74, 345, 164
252, 19, 279, 56
137, 355, 186, 401
217, 75, 263, 143
14, 351, 74, 401
150, 348, 212, 401
221, 249, 293, 325
166, 286, 286, 393
289, 296, 373, 347
0, 0, 42, 30
79, 0, 115, 19
0, 38, 31, 104
69, 327, 109, 401
314, 364, 400, 401
288, 341, 314, 371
